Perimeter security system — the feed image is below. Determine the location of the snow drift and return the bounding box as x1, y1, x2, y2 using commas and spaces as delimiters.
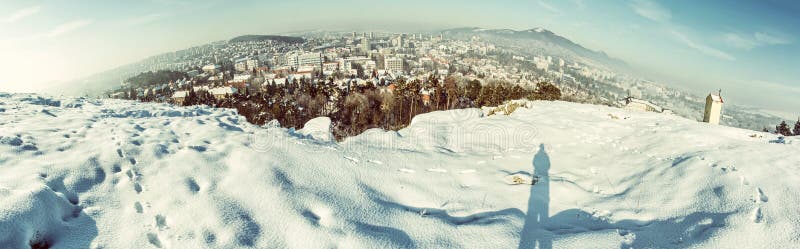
0, 93, 798, 248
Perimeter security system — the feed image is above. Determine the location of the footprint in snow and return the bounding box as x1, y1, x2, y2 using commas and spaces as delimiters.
186, 178, 201, 193
40, 109, 57, 117
147, 233, 162, 248
155, 214, 168, 230
126, 169, 135, 180
134, 182, 143, 194
344, 156, 359, 163
111, 163, 122, 173
756, 188, 768, 203
188, 145, 207, 152
752, 207, 763, 223
134, 202, 144, 214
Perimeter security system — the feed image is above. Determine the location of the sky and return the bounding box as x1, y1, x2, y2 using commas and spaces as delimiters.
0, 0, 798, 115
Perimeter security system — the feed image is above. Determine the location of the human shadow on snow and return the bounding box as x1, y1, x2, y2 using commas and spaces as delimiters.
361, 143, 734, 249
516, 144, 734, 249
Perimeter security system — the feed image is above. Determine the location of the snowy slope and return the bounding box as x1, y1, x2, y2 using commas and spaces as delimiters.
0, 93, 798, 249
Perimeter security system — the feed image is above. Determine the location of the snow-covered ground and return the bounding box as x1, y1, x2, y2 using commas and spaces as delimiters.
0, 93, 798, 249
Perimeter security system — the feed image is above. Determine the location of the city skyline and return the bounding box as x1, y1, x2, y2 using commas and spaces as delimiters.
0, 0, 798, 114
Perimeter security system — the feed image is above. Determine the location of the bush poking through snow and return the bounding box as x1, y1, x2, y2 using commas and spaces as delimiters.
487, 100, 532, 116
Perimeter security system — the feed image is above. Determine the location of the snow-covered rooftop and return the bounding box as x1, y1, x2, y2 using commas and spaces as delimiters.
172, 91, 188, 98
209, 86, 236, 95
709, 94, 724, 103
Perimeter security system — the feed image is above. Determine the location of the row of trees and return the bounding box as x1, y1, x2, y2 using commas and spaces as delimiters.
770, 120, 800, 137
178, 75, 561, 139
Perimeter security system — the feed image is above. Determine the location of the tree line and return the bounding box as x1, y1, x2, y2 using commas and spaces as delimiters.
179, 75, 561, 139
126, 70, 188, 88
767, 120, 800, 137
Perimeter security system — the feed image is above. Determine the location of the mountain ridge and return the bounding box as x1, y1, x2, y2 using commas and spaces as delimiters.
229, 35, 305, 44
440, 27, 628, 69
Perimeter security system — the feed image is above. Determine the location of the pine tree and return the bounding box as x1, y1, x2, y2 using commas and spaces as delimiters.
465, 80, 481, 103
129, 87, 137, 100
533, 82, 562, 101
793, 119, 800, 136
184, 88, 197, 106
444, 76, 458, 109
776, 121, 792, 136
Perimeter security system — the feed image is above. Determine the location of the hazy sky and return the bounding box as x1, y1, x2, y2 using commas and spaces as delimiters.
0, 0, 798, 114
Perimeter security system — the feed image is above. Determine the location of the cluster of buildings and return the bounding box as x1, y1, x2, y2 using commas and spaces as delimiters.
108, 31, 625, 107
107, 30, 726, 125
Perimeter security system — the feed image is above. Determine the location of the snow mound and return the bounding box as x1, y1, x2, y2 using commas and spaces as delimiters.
297, 117, 334, 142
1, 93, 799, 248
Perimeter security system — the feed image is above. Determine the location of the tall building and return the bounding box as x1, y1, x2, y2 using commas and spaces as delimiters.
235, 58, 259, 72
385, 57, 404, 73
396, 34, 404, 48
361, 38, 371, 52
703, 92, 724, 125
246, 59, 259, 72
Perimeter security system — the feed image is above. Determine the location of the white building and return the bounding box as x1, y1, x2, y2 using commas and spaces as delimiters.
235, 58, 259, 72
232, 74, 252, 82
246, 59, 258, 71
385, 57, 404, 73
395, 35, 404, 48
286, 52, 323, 68
172, 91, 188, 105
363, 61, 377, 72
202, 64, 220, 74
298, 52, 322, 67
703, 93, 724, 125
209, 87, 237, 99
338, 57, 371, 72
322, 62, 339, 72
361, 39, 371, 52
234, 58, 247, 72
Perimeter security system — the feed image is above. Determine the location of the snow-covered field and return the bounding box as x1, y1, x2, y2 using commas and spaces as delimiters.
0, 93, 798, 249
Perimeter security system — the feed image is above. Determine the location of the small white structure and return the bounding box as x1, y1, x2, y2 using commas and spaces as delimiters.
703, 93, 724, 125
209, 87, 237, 100
232, 74, 252, 82
172, 91, 188, 105
202, 64, 220, 74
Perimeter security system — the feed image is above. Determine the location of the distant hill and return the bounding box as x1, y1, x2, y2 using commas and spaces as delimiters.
126, 70, 187, 88
441, 27, 628, 70
229, 35, 305, 44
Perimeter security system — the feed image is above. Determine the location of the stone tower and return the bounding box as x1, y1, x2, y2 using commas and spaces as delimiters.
703, 91, 724, 125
